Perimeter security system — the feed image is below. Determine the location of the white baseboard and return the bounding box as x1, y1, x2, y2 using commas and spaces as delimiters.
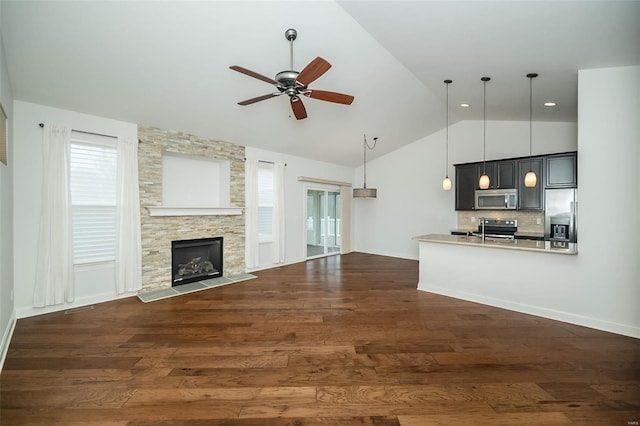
0, 309, 16, 372
419, 282, 640, 339
16, 291, 137, 319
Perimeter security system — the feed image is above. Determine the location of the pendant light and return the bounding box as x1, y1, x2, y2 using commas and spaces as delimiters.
353, 134, 378, 198
478, 76, 491, 190
524, 73, 538, 188
442, 79, 453, 191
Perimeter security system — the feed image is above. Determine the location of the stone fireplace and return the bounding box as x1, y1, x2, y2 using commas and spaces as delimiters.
137, 126, 245, 293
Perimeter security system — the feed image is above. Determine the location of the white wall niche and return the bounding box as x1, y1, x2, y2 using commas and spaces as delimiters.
161, 152, 230, 208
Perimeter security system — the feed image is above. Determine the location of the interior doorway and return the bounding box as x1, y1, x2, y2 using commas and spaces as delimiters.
306, 188, 341, 258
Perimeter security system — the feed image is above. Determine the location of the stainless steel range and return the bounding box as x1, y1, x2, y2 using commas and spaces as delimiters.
474, 218, 518, 240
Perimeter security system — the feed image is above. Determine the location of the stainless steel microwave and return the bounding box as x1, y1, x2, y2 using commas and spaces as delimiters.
475, 188, 518, 210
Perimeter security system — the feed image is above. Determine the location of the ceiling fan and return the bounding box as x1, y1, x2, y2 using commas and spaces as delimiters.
230, 28, 354, 120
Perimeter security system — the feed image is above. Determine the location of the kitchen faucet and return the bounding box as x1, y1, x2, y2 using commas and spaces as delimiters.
480, 217, 485, 243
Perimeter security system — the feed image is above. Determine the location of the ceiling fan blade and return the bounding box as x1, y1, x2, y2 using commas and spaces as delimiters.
290, 96, 308, 120
296, 57, 332, 86
230, 65, 279, 86
237, 93, 281, 106
304, 90, 354, 105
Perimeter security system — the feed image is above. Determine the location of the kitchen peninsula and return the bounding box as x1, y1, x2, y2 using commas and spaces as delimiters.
412, 233, 580, 329
413, 233, 577, 255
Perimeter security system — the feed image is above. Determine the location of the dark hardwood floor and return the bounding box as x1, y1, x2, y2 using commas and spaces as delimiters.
2, 252, 639, 425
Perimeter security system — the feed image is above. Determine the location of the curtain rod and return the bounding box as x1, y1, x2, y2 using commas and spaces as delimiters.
244, 157, 287, 166
38, 123, 141, 143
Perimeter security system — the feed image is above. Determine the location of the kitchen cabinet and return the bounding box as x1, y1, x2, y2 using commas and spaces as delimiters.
455, 152, 576, 212
546, 153, 577, 188
517, 157, 544, 210
475, 160, 516, 189
496, 160, 516, 189
455, 163, 476, 210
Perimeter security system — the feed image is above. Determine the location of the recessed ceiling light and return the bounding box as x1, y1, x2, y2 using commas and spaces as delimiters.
460, 103, 470, 108
544, 102, 557, 107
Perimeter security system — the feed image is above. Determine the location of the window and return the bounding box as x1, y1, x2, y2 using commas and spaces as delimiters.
257, 165, 273, 243
69, 132, 117, 264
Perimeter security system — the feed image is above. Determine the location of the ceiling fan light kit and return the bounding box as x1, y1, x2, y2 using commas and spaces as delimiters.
230, 28, 354, 120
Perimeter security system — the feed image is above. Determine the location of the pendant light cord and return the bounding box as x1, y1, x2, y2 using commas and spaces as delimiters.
483, 78, 487, 174
445, 80, 450, 176
526, 73, 538, 163
363, 134, 367, 188
529, 75, 533, 161
362, 134, 378, 189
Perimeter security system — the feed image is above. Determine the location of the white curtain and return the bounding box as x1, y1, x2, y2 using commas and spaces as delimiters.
340, 185, 351, 254
115, 137, 142, 294
34, 125, 74, 307
245, 159, 259, 269
272, 162, 285, 263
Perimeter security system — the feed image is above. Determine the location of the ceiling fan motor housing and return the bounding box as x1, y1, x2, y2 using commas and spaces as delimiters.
275, 70, 305, 96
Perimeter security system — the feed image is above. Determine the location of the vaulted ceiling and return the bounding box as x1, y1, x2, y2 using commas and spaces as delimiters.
2, 1, 638, 166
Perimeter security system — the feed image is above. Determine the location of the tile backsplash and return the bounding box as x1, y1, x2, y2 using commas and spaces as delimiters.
457, 211, 545, 235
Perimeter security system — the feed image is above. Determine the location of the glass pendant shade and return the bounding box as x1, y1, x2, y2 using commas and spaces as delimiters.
442, 176, 452, 191
524, 170, 537, 188
479, 174, 490, 190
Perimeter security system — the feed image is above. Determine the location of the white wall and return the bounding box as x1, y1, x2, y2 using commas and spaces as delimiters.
574, 65, 639, 335
353, 119, 578, 259
13, 101, 138, 318
244, 146, 354, 270
0, 9, 16, 369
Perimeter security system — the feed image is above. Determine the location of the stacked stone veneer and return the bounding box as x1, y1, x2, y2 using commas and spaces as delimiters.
138, 126, 245, 292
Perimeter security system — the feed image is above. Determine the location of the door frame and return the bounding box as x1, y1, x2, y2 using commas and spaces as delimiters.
302, 182, 341, 259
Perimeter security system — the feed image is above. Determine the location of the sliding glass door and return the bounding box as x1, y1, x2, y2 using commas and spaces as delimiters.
306, 188, 341, 258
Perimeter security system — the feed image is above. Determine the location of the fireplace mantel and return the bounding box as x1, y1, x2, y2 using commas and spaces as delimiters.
146, 206, 244, 217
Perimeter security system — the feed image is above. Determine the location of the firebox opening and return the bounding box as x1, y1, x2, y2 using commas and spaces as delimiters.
171, 237, 223, 287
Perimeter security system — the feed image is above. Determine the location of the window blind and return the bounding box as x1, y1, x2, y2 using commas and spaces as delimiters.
257, 166, 273, 242
69, 137, 117, 263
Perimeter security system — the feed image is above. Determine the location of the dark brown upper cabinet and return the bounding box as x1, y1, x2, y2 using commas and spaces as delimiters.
546, 153, 577, 188
454, 151, 577, 211
455, 163, 476, 210
475, 160, 516, 190
517, 158, 544, 210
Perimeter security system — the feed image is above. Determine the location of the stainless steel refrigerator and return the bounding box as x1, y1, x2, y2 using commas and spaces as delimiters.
544, 188, 578, 243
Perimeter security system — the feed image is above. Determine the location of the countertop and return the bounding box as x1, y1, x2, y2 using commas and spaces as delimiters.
413, 233, 578, 255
